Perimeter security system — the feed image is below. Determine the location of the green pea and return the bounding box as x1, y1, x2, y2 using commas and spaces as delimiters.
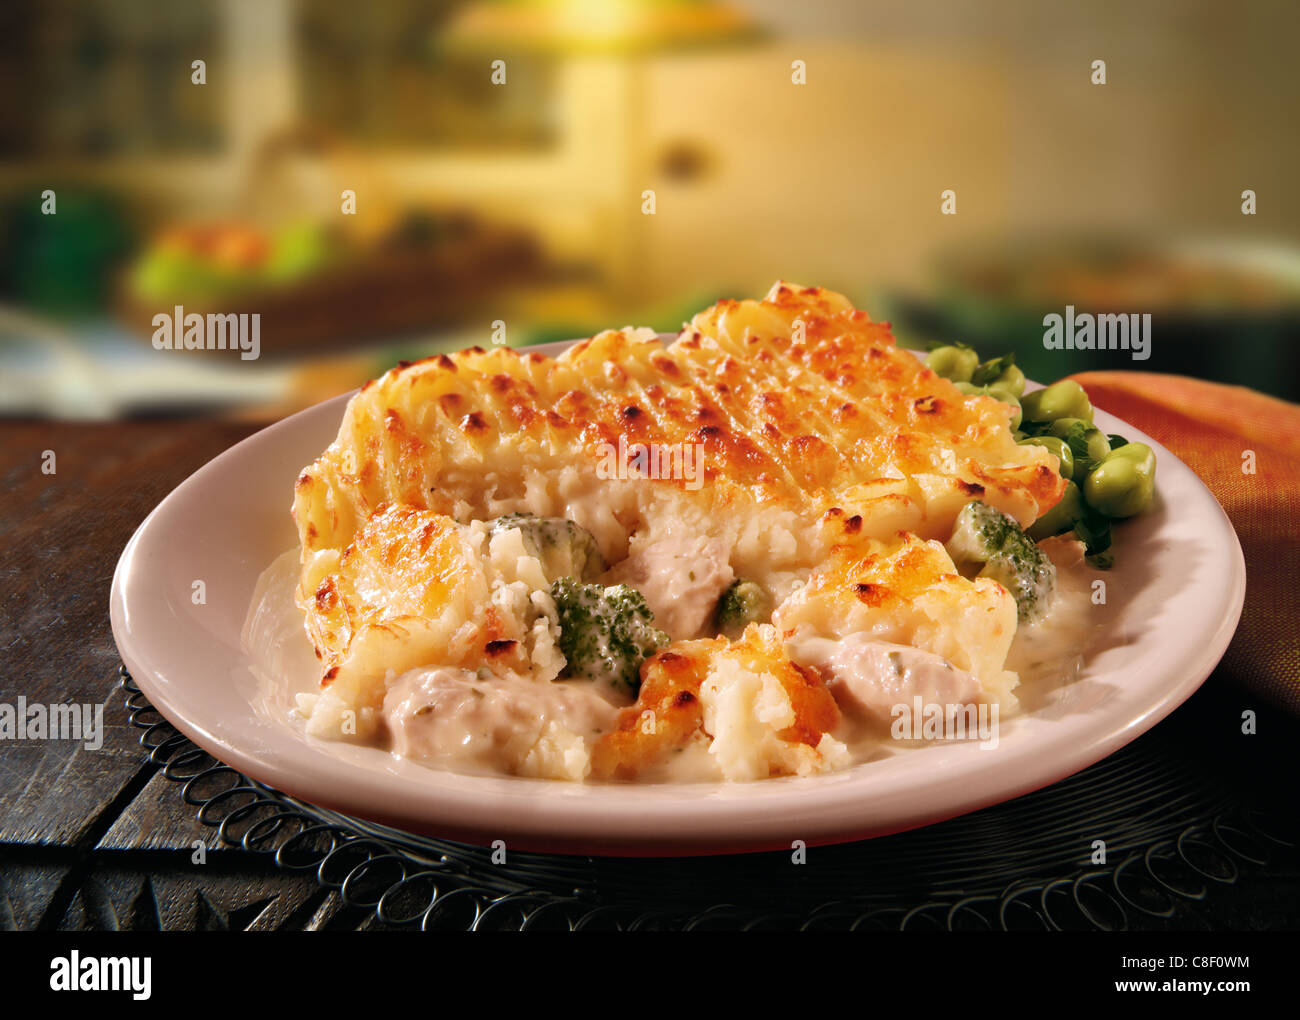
1019, 435, 1074, 479
1104, 441, 1155, 474
1047, 417, 1087, 436
1048, 418, 1112, 462
1019, 379, 1093, 425
1083, 454, 1155, 518
953, 381, 984, 396
926, 345, 979, 383
986, 362, 1026, 398
1028, 481, 1084, 540
985, 385, 1022, 429
1083, 430, 1112, 463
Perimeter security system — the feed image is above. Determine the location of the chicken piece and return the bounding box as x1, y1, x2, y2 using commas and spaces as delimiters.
795, 634, 981, 723
603, 533, 735, 639
382, 666, 617, 781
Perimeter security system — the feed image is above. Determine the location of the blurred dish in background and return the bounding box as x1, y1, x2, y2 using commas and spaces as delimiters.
883, 238, 1300, 402
120, 210, 541, 357
118, 125, 543, 356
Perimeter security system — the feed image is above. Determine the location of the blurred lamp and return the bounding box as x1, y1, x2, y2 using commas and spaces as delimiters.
440, 0, 756, 54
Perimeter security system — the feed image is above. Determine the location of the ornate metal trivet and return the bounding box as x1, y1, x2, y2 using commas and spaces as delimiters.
120, 666, 1297, 930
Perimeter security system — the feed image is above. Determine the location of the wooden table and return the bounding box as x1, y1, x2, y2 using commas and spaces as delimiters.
0, 420, 389, 929
2, 419, 1297, 931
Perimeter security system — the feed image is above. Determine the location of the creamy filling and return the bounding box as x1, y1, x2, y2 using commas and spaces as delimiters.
781, 545, 1095, 756
381, 666, 620, 780
244, 526, 1099, 782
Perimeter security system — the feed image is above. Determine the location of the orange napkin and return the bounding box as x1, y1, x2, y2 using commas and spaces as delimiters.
1067, 372, 1300, 716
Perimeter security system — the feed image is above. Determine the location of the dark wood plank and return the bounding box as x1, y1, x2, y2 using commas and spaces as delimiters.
0, 421, 261, 845
96, 771, 219, 853
0, 418, 397, 931
56, 866, 379, 931
0, 854, 72, 930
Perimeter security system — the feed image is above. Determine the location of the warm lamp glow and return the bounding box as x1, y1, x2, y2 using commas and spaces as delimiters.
440, 0, 757, 54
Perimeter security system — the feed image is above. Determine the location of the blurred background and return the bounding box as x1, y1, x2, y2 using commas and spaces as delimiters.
2, 0, 1299, 420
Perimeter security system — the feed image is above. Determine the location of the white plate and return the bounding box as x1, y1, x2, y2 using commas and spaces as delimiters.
110, 345, 1245, 856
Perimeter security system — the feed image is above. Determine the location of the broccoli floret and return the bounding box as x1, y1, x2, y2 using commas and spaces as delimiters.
714, 578, 771, 638
489, 513, 606, 582
549, 577, 669, 694
946, 500, 1056, 624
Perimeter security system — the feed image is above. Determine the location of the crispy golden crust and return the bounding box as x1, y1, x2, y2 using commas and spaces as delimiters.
293, 282, 1063, 567
678, 283, 1063, 524
729, 623, 841, 750
589, 641, 720, 781
589, 626, 842, 780
303, 504, 472, 675
299, 504, 512, 729
774, 530, 1019, 685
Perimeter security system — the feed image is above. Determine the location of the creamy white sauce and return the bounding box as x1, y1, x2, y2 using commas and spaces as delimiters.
1003, 544, 1099, 712
382, 666, 620, 780
628, 729, 722, 784
242, 548, 325, 725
